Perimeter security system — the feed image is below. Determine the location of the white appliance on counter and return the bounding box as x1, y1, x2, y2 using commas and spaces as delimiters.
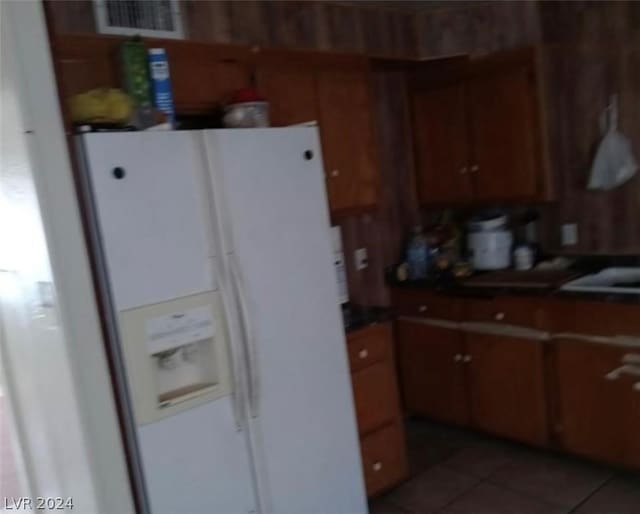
467, 214, 513, 271
75, 128, 366, 514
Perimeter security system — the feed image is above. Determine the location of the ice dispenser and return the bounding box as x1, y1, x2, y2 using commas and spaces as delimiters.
118, 291, 231, 425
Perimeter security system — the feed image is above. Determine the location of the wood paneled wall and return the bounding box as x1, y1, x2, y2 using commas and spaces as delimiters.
46, 0, 420, 57
45, 0, 539, 306
537, 1, 640, 254
416, 0, 540, 57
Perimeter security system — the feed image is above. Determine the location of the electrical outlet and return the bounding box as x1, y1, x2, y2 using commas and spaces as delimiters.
561, 223, 578, 246
354, 248, 368, 271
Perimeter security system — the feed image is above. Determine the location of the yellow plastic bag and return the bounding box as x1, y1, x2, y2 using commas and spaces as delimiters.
69, 88, 133, 124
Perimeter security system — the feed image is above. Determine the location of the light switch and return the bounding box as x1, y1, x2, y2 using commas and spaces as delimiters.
561, 223, 578, 246
354, 248, 368, 271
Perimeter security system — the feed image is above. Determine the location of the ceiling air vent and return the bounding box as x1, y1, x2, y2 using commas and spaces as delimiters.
93, 0, 184, 39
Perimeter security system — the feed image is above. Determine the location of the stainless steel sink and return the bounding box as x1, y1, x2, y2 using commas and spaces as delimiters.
560, 267, 640, 294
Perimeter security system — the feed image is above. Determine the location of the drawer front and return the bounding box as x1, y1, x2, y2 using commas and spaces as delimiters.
360, 422, 407, 497
549, 300, 640, 337
391, 289, 462, 321
466, 297, 542, 329
351, 361, 399, 434
347, 324, 391, 372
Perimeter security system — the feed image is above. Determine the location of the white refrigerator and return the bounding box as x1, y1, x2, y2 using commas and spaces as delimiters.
75, 127, 367, 514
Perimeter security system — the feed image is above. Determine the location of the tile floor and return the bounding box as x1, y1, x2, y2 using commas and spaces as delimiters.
369, 420, 640, 514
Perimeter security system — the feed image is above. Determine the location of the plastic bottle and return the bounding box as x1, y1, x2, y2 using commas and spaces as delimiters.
406, 226, 430, 280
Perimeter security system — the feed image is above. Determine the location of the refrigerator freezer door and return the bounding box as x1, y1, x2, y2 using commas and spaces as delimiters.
78, 132, 215, 311
78, 132, 257, 514
204, 128, 367, 514
138, 399, 257, 514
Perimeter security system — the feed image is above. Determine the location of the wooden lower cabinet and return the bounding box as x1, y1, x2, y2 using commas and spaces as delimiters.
466, 333, 548, 446
396, 320, 468, 425
360, 422, 407, 497
554, 340, 640, 468
351, 361, 400, 435
395, 319, 548, 445
393, 290, 640, 470
347, 324, 408, 497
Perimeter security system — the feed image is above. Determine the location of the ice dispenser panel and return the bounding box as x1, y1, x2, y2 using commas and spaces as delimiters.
119, 291, 231, 425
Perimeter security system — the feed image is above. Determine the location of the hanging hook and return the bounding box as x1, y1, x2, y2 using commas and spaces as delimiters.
600, 94, 618, 134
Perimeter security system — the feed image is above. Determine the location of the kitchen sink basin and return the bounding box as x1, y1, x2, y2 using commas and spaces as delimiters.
560, 267, 640, 294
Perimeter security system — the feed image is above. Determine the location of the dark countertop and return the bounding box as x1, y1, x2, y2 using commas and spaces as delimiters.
388, 275, 640, 304
343, 305, 393, 333
346, 258, 640, 334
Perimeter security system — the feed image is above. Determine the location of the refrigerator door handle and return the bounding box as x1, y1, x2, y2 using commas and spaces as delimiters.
230, 255, 260, 419
212, 257, 247, 431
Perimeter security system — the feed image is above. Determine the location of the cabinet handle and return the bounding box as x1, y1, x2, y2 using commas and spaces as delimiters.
494, 312, 505, 321
372, 461, 383, 472
418, 305, 428, 313
463, 354, 472, 363
634, 382, 640, 392
330, 169, 340, 178
470, 164, 479, 173
459, 166, 468, 175
605, 364, 640, 381
358, 349, 368, 360
453, 353, 463, 362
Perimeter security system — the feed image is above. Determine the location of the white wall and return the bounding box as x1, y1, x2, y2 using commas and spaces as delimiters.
0, 1, 134, 512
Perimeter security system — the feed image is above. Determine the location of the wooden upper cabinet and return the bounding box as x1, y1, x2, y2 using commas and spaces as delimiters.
51, 36, 380, 214
51, 35, 252, 120
256, 51, 379, 214
52, 35, 121, 101
163, 41, 251, 112
410, 48, 550, 206
316, 64, 379, 214
255, 54, 318, 126
412, 83, 473, 204
468, 66, 539, 201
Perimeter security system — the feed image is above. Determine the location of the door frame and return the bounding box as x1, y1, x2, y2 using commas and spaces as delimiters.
1, 1, 135, 512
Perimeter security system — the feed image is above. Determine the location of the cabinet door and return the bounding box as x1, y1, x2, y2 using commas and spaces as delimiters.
466, 333, 547, 445
411, 84, 473, 204
316, 66, 378, 213
554, 340, 640, 468
255, 60, 318, 126
351, 361, 400, 435
396, 321, 468, 425
52, 35, 252, 118
166, 42, 251, 112
468, 67, 539, 200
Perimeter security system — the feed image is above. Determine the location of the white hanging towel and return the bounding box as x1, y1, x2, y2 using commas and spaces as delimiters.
587, 95, 638, 191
